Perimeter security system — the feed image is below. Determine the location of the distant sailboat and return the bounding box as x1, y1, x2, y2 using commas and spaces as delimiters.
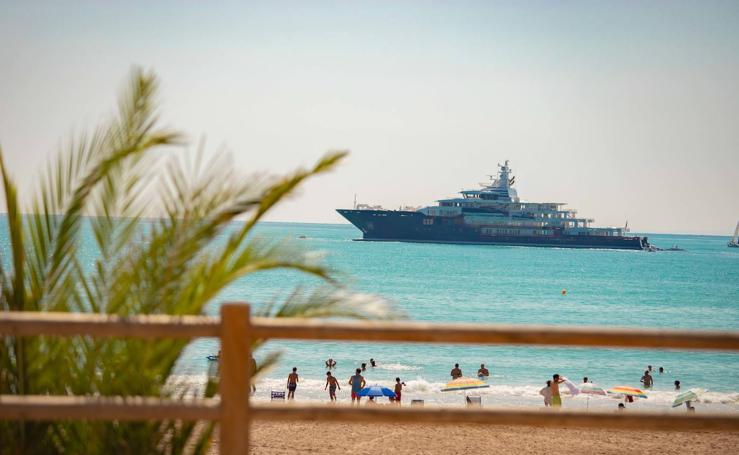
729, 221, 739, 248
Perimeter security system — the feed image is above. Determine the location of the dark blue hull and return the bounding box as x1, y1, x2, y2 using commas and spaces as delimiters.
337, 209, 648, 250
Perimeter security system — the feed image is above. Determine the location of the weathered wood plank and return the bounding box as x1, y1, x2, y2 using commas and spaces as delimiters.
219, 304, 251, 454
0, 395, 219, 421
250, 403, 739, 432
0, 311, 219, 338
251, 318, 739, 350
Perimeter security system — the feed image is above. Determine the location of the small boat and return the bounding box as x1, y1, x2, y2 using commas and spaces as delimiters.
664, 245, 685, 252
729, 221, 739, 248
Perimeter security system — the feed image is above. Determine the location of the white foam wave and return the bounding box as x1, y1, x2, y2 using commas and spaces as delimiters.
375, 363, 422, 372
164, 374, 739, 411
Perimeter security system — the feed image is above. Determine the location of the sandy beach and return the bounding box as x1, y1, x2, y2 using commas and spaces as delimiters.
207, 421, 739, 454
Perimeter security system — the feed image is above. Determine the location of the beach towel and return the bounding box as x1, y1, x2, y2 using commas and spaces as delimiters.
562, 377, 580, 396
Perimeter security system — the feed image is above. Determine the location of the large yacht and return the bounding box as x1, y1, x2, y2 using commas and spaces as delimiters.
337, 161, 650, 250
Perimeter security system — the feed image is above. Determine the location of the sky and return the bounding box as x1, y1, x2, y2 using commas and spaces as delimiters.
1, 1, 738, 234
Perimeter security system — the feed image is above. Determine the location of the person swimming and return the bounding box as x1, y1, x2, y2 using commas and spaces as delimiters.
674, 380, 681, 390
325, 358, 337, 369
370, 358, 377, 367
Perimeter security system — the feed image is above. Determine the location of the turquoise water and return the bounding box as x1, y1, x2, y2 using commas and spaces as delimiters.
3, 219, 738, 409
183, 223, 739, 410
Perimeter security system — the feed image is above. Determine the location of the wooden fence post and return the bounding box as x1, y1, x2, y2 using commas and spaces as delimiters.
219, 304, 251, 454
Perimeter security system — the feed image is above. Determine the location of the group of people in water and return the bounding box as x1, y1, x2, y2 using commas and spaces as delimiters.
281, 360, 689, 409
640, 365, 681, 390
286, 357, 404, 404
449, 363, 490, 380
537, 365, 686, 410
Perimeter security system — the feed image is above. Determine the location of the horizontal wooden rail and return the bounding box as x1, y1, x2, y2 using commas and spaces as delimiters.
250, 318, 739, 351
3, 307, 739, 453
2, 312, 739, 350
0, 395, 220, 421
0, 311, 220, 338
3, 397, 737, 432
250, 403, 739, 432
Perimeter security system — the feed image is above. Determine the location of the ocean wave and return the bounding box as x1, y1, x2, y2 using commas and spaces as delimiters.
165, 374, 739, 409
375, 363, 422, 372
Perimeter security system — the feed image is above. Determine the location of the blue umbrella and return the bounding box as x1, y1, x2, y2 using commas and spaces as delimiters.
357, 385, 396, 398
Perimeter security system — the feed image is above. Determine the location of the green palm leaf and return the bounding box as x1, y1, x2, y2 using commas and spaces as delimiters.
0, 68, 395, 454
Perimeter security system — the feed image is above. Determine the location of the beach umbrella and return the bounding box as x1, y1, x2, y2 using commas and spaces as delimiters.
579, 383, 607, 411
356, 385, 396, 398
672, 389, 705, 408
440, 377, 490, 392
607, 386, 648, 400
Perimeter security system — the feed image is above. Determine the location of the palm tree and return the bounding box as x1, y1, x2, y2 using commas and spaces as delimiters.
0, 68, 392, 454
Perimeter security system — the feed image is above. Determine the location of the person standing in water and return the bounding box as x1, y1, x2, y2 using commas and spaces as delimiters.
450, 363, 462, 379
349, 368, 366, 405
477, 364, 490, 379
370, 358, 377, 367
286, 367, 299, 400
393, 377, 404, 404
325, 371, 340, 401
550, 374, 565, 408
539, 380, 552, 407
640, 370, 653, 389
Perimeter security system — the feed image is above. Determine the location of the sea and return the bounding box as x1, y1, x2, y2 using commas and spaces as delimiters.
180, 223, 739, 413
3, 220, 739, 412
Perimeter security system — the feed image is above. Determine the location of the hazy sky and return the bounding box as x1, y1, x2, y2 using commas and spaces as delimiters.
1, 1, 738, 234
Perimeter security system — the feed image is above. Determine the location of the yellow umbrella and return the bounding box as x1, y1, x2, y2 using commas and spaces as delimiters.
440, 377, 490, 392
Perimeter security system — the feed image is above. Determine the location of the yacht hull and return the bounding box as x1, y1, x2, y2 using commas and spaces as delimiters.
337, 209, 648, 250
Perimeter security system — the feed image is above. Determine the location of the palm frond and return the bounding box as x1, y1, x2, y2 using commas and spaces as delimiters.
0, 148, 26, 312
0, 69, 394, 455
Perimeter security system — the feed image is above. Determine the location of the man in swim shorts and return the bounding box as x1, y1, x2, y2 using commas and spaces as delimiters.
286, 367, 299, 400
450, 363, 462, 379
550, 374, 565, 407
349, 368, 366, 405
325, 371, 340, 401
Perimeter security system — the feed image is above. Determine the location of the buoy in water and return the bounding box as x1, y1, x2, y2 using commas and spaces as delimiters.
561, 289, 567, 295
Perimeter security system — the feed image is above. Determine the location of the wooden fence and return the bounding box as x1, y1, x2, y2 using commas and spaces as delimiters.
1, 304, 739, 453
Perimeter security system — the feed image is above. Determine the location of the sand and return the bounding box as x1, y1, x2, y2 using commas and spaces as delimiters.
208, 421, 739, 454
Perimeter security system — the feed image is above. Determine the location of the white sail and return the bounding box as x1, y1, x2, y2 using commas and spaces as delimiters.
734, 221, 739, 244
